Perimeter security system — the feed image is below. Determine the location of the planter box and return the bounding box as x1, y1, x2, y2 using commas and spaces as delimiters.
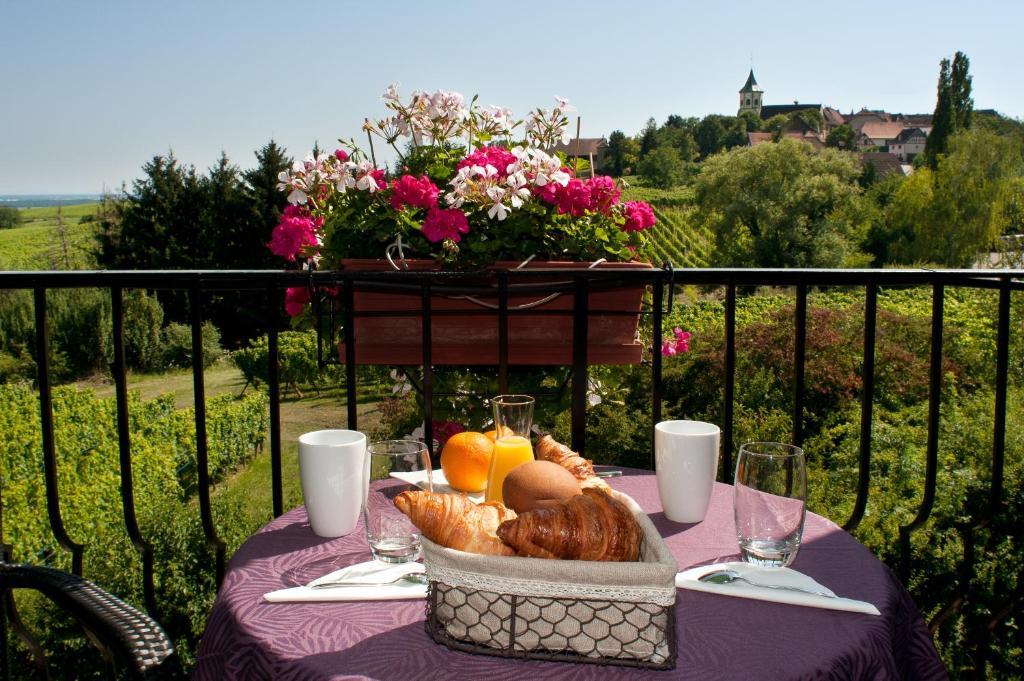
337, 259, 651, 365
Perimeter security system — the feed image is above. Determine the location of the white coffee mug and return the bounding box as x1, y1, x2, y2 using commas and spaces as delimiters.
655, 420, 721, 523
298, 429, 368, 537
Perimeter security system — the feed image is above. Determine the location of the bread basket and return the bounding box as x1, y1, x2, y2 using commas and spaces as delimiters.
421, 496, 678, 669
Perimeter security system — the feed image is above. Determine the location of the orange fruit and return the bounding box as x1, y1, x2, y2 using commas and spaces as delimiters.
484, 426, 513, 442
441, 432, 494, 493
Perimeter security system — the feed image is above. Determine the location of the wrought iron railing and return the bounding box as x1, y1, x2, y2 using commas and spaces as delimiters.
0, 266, 1021, 678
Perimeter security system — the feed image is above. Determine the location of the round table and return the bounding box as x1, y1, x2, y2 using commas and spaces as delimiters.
194, 472, 946, 680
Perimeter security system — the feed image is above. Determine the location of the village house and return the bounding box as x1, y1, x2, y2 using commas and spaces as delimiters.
549, 138, 608, 176
889, 127, 928, 162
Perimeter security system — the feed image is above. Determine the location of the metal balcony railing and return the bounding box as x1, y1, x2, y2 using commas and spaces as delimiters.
0, 266, 1021, 677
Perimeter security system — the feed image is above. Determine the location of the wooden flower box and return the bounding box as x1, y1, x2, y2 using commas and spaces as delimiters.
336, 259, 651, 365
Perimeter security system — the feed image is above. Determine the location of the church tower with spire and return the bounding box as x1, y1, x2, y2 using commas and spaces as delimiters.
738, 69, 763, 116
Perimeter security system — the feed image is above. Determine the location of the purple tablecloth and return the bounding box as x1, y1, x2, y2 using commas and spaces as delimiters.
194, 473, 946, 680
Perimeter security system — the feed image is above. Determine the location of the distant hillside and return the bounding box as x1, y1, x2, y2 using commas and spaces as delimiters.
0, 194, 101, 209
621, 180, 712, 268
0, 203, 99, 270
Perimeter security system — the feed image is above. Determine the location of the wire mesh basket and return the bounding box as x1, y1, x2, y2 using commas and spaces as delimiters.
421, 505, 678, 670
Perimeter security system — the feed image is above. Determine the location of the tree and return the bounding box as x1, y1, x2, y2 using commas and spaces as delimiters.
792, 108, 824, 134
763, 114, 790, 136
656, 125, 698, 163
924, 52, 973, 170
695, 140, 872, 268
885, 128, 1023, 266
605, 130, 638, 176
98, 152, 204, 270
696, 116, 727, 159
638, 146, 686, 188
96, 142, 293, 343
950, 51, 973, 130
243, 139, 291, 261
0, 206, 20, 229
639, 117, 659, 156
737, 110, 762, 133
826, 124, 856, 150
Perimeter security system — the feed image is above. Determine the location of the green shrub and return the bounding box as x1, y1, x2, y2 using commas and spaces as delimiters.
0, 288, 169, 382
0, 205, 20, 229
159, 321, 223, 370
233, 330, 340, 396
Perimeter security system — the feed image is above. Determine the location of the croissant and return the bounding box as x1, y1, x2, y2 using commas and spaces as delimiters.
394, 490, 517, 556
535, 435, 611, 493
496, 487, 643, 561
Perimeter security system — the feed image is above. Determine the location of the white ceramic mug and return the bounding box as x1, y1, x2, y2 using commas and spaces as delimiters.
298, 430, 368, 537
655, 420, 721, 523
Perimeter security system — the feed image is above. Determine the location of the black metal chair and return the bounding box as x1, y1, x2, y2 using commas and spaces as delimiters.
0, 562, 179, 680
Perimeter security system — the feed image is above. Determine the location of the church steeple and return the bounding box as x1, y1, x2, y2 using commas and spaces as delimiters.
738, 69, 763, 116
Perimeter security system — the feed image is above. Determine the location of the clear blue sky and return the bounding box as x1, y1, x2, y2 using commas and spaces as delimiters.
2, 0, 1021, 194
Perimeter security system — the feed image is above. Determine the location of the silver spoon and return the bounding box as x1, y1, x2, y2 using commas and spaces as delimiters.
697, 569, 835, 598
310, 573, 428, 590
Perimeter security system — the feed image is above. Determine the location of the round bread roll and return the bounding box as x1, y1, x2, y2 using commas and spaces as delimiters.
502, 460, 582, 513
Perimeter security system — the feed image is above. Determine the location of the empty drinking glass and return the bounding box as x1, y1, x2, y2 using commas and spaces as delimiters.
362, 440, 432, 563
734, 442, 807, 567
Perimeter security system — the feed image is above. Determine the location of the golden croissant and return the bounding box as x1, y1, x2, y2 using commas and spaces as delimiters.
496, 487, 643, 561
535, 435, 611, 493
394, 490, 517, 556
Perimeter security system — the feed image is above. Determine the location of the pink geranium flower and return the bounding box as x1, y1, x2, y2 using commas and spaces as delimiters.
661, 327, 692, 357
268, 205, 321, 261
622, 200, 656, 233
587, 176, 621, 214
334, 148, 349, 162
457, 146, 518, 176
284, 286, 311, 317
421, 207, 470, 243
555, 178, 593, 217
390, 174, 440, 211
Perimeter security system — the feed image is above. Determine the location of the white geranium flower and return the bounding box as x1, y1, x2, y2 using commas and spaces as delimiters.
486, 186, 510, 220
554, 95, 575, 112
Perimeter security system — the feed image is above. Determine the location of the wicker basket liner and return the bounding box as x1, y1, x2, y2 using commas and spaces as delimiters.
422, 506, 679, 666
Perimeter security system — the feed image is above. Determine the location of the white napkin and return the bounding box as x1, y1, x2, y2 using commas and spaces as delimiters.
263, 560, 427, 603
389, 470, 485, 504
676, 561, 880, 615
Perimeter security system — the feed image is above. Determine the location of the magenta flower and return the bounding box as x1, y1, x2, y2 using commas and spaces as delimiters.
457, 146, 518, 176
284, 286, 311, 317
587, 176, 621, 214
390, 174, 440, 211
622, 200, 656, 233
268, 205, 321, 262
334, 148, 349, 162
421, 207, 470, 243
431, 420, 467, 449
661, 327, 692, 357
555, 178, 594, 217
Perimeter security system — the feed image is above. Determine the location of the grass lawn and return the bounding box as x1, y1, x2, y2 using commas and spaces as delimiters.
1, 203, 99, 270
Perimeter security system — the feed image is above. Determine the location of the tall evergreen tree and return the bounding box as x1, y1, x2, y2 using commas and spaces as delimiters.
243, 140, 292, 265
950, 51, 974, 130
605, 131, 629, 176
924, 52, 973, 170
639, 117, 659, 156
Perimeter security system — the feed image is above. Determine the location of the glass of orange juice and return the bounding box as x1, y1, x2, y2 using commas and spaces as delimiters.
484, 395, 535, 504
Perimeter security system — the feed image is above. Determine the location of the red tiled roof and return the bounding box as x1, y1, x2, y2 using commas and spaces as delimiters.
859, 121, 905, 141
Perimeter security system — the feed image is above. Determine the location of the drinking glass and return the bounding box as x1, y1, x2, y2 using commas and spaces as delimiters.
484, 395, 535, 504
362, 440, 432, 563
734, 442, 807, 567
